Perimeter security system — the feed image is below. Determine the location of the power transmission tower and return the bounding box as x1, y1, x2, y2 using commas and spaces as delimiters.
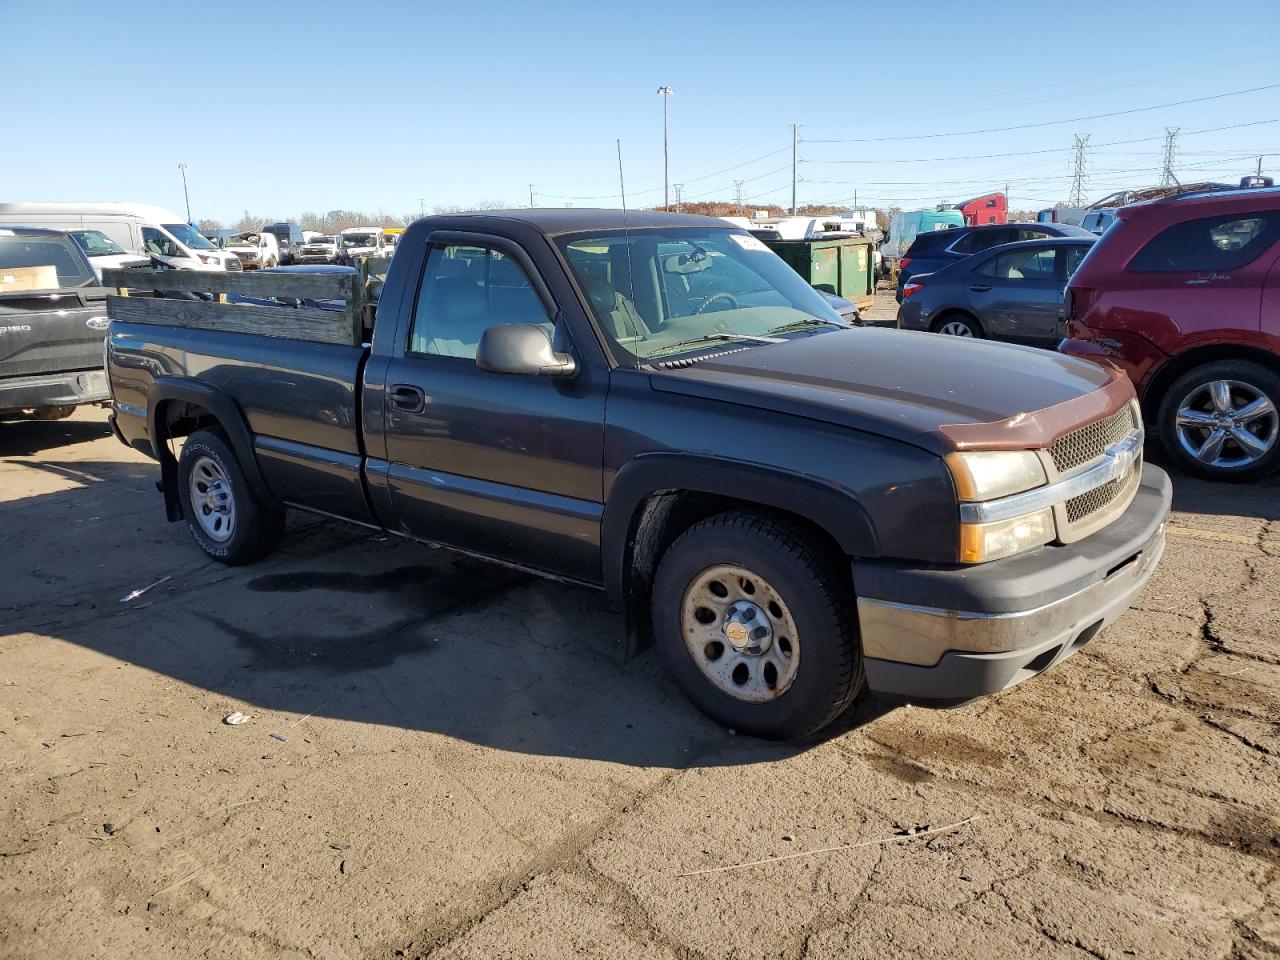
1068, 134, 1089, 207
673, 183, 684, 212
1160, 128, 1179, 187
734, 179, 745, 215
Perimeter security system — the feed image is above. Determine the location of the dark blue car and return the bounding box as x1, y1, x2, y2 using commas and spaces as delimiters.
895, 222, 1093, 302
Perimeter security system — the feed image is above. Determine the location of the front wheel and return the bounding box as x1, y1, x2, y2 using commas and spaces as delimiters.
177, 429, 284, 563
1157, 360, 1280, 481
651, 512, 863, 739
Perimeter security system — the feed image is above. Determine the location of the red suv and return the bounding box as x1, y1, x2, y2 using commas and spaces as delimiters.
1060, 186, 1280, 480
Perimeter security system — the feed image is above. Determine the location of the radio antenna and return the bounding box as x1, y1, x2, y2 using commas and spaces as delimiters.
616, 138, 640, 366
616, 138, 627, 210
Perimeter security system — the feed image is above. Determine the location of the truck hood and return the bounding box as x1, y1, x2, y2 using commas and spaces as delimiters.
648, 327, 1128, 454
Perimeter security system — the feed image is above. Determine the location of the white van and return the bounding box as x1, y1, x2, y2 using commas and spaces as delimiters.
0, 202, 240, 272
336, 226, 389, 265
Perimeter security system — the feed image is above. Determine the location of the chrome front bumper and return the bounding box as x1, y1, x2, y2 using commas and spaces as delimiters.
858, 464, 1171, 703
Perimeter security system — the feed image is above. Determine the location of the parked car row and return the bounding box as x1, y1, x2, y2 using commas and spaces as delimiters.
895, 183, 1280, 482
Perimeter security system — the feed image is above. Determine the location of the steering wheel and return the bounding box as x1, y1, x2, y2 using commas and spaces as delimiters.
694, 291, 740, 315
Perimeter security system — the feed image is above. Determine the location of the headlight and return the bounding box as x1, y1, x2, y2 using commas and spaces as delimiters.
948, 450, 1053, 562
946, 450, 1047, 501
960, 508, 1055, 563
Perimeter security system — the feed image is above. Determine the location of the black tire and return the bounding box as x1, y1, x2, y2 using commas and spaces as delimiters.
176, 429, 284, 564
930, 312, 983, 339
651, 512, 863, 740
1156, 360, 1280, 482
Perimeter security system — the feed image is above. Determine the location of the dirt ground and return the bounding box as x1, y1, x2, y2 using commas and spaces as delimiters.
2, 390, 1278, 959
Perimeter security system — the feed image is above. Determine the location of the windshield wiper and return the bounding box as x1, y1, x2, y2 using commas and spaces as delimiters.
647, 332, 785, 358
764, 317, 851, 334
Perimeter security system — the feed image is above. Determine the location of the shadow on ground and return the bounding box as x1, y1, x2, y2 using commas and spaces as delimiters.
2, 429, 896, 769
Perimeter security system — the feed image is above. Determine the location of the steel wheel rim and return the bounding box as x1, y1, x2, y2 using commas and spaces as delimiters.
189, 455, 236, 542
680, 564, 800, 703
1175, 379, 1278, 469
940, 320, 973, 337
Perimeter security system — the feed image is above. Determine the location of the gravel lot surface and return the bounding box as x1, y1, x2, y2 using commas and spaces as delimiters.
2, 373, 1277, 959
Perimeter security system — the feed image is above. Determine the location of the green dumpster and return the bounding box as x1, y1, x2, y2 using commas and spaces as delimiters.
763, 236, 877, 310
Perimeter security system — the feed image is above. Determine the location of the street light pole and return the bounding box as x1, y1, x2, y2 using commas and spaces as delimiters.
177, 163, 191, 223
657, 86, 673, 210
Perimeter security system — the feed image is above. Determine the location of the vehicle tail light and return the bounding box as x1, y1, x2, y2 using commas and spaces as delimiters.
902, 282, 925, 298
900, 257, 912, 271
1067, 287, 1099, 322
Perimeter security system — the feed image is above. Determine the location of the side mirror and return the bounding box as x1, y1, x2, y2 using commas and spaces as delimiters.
476, 323, 576, 377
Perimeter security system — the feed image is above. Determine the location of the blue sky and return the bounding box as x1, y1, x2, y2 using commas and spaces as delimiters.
5, 0, 1278, 221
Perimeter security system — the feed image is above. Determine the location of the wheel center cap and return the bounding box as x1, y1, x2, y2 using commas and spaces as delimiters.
723, 601, 772, 655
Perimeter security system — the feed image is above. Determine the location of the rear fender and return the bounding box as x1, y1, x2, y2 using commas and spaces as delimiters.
147, 377, 273, 521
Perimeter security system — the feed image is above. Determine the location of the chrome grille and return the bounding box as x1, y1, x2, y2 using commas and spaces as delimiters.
1066, 456, 1140, 523
225, 258, 243, 272
1050, 406, 1136, 473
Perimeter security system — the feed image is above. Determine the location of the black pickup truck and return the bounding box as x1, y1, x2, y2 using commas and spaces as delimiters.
1, 228, 111, 419
106, 210, 1170, 738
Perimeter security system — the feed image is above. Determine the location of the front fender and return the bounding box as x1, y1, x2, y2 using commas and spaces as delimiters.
601, 453, 880, 604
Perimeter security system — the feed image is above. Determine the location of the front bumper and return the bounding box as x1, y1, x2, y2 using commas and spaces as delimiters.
0, 369, 109, 414
857, 464, 1171, 703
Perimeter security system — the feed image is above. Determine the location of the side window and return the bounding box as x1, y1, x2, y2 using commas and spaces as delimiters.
1129, 213, 1280, 272
141, 227, 180, 258
1017, 229, 1052, 242
977, 247, 1057, 281
408, 244, 552, 359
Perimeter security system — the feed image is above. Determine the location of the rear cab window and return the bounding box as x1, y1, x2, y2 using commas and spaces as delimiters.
1128, 213, 1280, 272
0, 233, 95, 289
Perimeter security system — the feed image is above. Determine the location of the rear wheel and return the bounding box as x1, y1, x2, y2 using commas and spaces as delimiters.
932, 313, 982, 338
177, 429, 284, 563
651, 512, 862, 739
1157, 360, 1280, 481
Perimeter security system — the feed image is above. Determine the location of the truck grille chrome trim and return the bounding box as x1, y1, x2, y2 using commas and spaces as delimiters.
1049, 405, 1136, 473
959, 429, 1143, 526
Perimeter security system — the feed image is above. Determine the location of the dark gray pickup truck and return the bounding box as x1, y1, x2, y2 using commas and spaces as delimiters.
1, 228, 111, 418
106, 210, 1171, 738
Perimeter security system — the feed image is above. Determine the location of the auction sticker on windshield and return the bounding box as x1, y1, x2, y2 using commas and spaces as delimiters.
730, 234, 771, 253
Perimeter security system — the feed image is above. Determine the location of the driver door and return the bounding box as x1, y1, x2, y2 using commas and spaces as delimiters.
378, 236, 607, 583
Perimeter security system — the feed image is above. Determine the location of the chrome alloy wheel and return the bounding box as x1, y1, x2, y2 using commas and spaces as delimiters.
680, 564, 800, 703
939, 319, 974, 337
1175, 379, 1278, 469
188, 455, 236, 542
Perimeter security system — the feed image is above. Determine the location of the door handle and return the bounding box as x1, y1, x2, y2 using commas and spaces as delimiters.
388, 383, 426, 414
968, 284, 992, 292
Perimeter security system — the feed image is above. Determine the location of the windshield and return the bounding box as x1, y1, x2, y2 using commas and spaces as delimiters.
341, 233, 376, 248
557, 228, 843, 361
69, 230, 126, 257
162, 222, 216, 250
310, 236, 333, 245
227, 233, 259, 246
0, 234, 96, 288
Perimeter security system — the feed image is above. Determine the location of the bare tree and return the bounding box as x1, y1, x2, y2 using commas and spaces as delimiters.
197, 218, 222, 234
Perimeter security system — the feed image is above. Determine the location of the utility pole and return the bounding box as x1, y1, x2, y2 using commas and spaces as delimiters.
1068, 134, 1089, 207
418, 198, 426, 217
657, 85, 673, 209
673, 184, 684, 213
529, 184, 535, 208
734, 179, 745, 215
791, 123, 799, 216
1160, 128, 1180, 187
177, 163, 191, 222
1257, 156, 1264, 177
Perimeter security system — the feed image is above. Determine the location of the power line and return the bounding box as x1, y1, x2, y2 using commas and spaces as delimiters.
802, 83, 1280, 144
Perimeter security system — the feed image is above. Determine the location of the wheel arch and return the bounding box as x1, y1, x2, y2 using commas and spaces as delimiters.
147, 378, 274, 521
602, 454, 877, 659
1140, 344, 1280, 422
